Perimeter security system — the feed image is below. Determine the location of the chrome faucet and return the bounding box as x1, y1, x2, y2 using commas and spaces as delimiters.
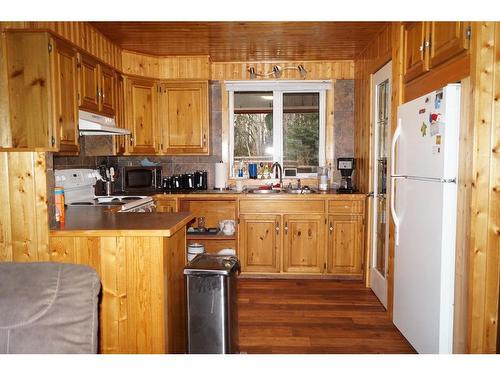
271, 162, 283, 186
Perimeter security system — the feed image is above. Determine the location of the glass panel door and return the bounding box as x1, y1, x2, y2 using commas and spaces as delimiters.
371, 61, 392, 308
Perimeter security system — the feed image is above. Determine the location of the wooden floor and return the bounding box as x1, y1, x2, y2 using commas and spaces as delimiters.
237, 278, 416, 354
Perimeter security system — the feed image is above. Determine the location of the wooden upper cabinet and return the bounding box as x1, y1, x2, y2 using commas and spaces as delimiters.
282, 214, 325, 274
53, 39, 79, 154
403, 21, 471, 84
159, 81, 209, 155
99, 65, 116, 116
78, 53, 116, 116
78, 54, 100, 112
125, 77, 158, 154
2, 31, 80, 151
114, 74, 127, 155
403, 22, 429, 83
429, 22, 471, 69
239, 214, 281, 273
327, 215, 363, 276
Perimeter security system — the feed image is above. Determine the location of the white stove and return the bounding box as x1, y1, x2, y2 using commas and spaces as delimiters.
55, 169, 156, 212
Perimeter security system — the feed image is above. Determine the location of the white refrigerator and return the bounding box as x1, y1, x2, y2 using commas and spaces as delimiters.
391, 84, 460, 354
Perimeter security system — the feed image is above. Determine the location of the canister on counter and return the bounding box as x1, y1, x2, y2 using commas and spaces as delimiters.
54, 187, 65, 222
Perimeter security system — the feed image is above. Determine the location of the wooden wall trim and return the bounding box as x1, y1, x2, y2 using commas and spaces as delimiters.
467, 21, 500, 354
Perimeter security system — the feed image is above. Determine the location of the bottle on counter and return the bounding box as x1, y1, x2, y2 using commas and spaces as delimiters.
54, 187, 65, 222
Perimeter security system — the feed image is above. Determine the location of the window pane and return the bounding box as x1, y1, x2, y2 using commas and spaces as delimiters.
283, 93, 319, 173
233, 92, 274, 167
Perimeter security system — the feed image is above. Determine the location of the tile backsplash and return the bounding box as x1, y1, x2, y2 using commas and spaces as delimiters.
53, 80, 354, 189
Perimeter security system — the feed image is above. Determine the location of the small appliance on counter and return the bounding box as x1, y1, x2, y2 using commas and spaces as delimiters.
161, 170, 208, 193
336, 157, 357, 194
121, 166, 163, 194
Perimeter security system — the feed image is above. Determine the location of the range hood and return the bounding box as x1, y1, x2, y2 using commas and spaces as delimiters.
78, 110, 131, 136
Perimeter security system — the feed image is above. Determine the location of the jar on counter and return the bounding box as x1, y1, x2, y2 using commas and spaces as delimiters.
54, 187, 65, 222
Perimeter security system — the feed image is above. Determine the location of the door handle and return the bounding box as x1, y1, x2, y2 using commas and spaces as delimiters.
390, 177, 401, 246
390, 119, 402, 246
391, 119, 401, 178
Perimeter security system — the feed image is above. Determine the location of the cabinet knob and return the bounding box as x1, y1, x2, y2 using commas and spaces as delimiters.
284, 222, 288, 234
275, 222, 280, 234
329, 222, 334, 232
419, 45, 424, 52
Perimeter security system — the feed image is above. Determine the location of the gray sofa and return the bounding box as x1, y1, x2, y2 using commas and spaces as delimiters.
0, 262, 101, 354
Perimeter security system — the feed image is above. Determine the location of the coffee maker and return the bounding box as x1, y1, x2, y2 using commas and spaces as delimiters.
336, 157, 356, 194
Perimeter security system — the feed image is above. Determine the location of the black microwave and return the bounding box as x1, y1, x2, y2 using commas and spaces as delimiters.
121, 166, 162, 192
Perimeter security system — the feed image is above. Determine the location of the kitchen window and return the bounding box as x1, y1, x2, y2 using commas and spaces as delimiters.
226, 81, 330, 178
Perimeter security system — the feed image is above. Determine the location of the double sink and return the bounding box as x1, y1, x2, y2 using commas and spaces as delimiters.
247, 187, 316, 195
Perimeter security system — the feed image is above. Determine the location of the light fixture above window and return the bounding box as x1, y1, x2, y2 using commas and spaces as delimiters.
248, 65, 308, 79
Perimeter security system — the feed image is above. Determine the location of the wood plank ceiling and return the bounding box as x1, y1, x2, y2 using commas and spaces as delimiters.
90, 22, 388, 61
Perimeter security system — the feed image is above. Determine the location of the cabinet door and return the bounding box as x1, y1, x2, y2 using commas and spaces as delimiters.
160, 81, 209, 155
327, 215, 363, 276
155, 199, 177, 213
239, 214, 281, 273
4, 32, 57, 150
78, 54, 100, 113
282, 214, 325, 274
114, 74, 127, 155
429, 22, 470, 69
126, 77, 158, 154
403, 22, 429, 83
53, 40, 79, 154
100, 64, 116, 116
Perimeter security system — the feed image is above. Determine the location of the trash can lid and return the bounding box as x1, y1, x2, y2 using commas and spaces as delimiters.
184, 254, 240, 276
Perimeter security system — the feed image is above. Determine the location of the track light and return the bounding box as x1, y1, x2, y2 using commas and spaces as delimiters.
247, 64, 308, 79
298, 64, 307, 78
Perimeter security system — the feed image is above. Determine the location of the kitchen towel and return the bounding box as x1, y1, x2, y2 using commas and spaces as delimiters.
214, 162, 227, 190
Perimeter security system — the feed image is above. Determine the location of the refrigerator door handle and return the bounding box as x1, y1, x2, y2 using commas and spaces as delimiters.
390, 176, 401, 246
390, 119, 402, 178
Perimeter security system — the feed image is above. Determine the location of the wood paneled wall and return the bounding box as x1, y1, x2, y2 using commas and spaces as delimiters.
353, 24, 392, 193
211, 60, 354, 80
121, 51, 210, 79
0, 152, 49, 262
467, 22, 500, 354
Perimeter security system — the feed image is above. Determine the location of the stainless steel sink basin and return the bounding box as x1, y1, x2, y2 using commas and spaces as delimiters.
247, 189, 281, 194
284, 188, 315, 194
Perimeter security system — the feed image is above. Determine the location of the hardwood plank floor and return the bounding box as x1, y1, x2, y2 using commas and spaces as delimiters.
237, 278, 416, 354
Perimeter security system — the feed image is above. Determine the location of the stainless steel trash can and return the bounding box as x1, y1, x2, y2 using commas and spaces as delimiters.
184, 254, 240, 354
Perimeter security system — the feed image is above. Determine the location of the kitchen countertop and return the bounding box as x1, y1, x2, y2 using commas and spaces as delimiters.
154, 190, 368, 199
50, 206, 194, 237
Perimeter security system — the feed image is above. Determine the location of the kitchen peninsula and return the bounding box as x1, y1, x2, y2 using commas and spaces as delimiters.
49, 207, 194, 354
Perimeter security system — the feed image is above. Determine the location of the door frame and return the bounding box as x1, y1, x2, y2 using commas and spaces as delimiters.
370, 61, 392, 308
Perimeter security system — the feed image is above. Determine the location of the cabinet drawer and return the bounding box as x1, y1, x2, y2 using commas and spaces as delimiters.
240, 199, 325, 214
328, 200, 364, 214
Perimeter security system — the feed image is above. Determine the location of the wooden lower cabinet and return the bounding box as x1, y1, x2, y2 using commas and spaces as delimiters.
239, 214, 281, 273
327, 215, 364, 276
282, 214, 325, 274
155, 198, 177, 213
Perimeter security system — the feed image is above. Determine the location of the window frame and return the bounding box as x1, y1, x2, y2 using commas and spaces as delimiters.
225, 80, 331, 178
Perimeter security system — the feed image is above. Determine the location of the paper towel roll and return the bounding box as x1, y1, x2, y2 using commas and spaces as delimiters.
214, 162, 227, 190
